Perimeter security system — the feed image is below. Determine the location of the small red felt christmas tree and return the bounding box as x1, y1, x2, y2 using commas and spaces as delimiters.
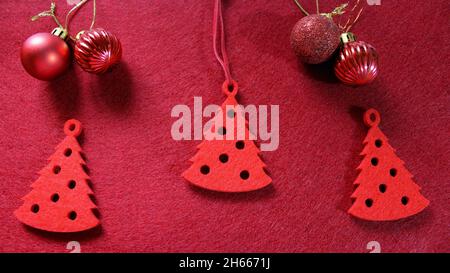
15, 119, 100, 232
348, 109, 429, 221
183, 81, 272, 192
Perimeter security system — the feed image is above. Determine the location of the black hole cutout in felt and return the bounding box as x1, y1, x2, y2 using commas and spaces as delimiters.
371, 157, 379, 166
236, 141, 245, 150
375, 139, 383, 148
219, 154, 229, 163
31, 204, 39, 213
218, 127, 227, 136
390, 168, 397, 177
200, 165, 210, 175
51, 193, 60, 202
68, 180, 76, 189
64, 148, 72, 157
53, 165, 61, 174
401, 196, 409, 205
68, 211, 77, 220
240, 170, 250, 180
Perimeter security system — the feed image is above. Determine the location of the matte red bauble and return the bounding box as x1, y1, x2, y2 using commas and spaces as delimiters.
335, 32, 379, 85
290, 14, 341, 64
74, 28, 122, 74
20, 29, 71, 81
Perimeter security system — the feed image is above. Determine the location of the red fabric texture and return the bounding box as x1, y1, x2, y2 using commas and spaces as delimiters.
0, 0, 448, 252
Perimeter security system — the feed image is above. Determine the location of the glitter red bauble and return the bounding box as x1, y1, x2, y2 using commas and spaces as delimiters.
290, 14, 341, 64
74, 28, 122, 74
20, 32, 71, 81
335, 34, 379, 85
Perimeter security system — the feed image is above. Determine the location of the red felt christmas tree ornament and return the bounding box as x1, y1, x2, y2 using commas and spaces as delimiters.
183, 81, 272, 192
183, 0, 271, 192
348, 109, 429, 221
15, 119, 100, 232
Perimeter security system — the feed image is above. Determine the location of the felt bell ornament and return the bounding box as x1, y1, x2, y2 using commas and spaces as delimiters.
74, 28, 122, 74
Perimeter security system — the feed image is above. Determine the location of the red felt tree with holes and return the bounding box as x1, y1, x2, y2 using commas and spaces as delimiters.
183, 81, 271, 192
348, 109, 429, 221
14, 119, 100, 232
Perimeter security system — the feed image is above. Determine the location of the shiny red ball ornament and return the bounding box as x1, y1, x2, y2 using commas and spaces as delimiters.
291, 14, 341, 64
20, 28, 71, 81
74, 28, 122, 74
335, 33, 379, 85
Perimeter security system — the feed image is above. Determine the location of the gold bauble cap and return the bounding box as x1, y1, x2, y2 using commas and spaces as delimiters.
75, 30, 86, 40
51, 27, 68, 40
340, 32, 357, 44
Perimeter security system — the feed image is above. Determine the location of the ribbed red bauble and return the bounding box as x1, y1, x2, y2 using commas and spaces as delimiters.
20, 28, 71, 81
74, 28, 122, 74
290, 14, 341, 64
334, 32, 379, 85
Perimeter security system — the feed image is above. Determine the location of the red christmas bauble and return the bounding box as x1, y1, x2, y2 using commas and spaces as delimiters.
335, 33, 379, 85
20, 31, 71, 81
290, 14, 341, 64
74, 28, 122, 74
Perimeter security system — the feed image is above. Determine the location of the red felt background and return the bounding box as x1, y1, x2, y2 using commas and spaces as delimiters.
0, 0, 449, 253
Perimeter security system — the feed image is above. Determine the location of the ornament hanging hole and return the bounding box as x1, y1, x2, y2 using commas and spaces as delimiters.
363, 109, 381, 127
222, 80, 238, 96
64, 119, 82, 137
